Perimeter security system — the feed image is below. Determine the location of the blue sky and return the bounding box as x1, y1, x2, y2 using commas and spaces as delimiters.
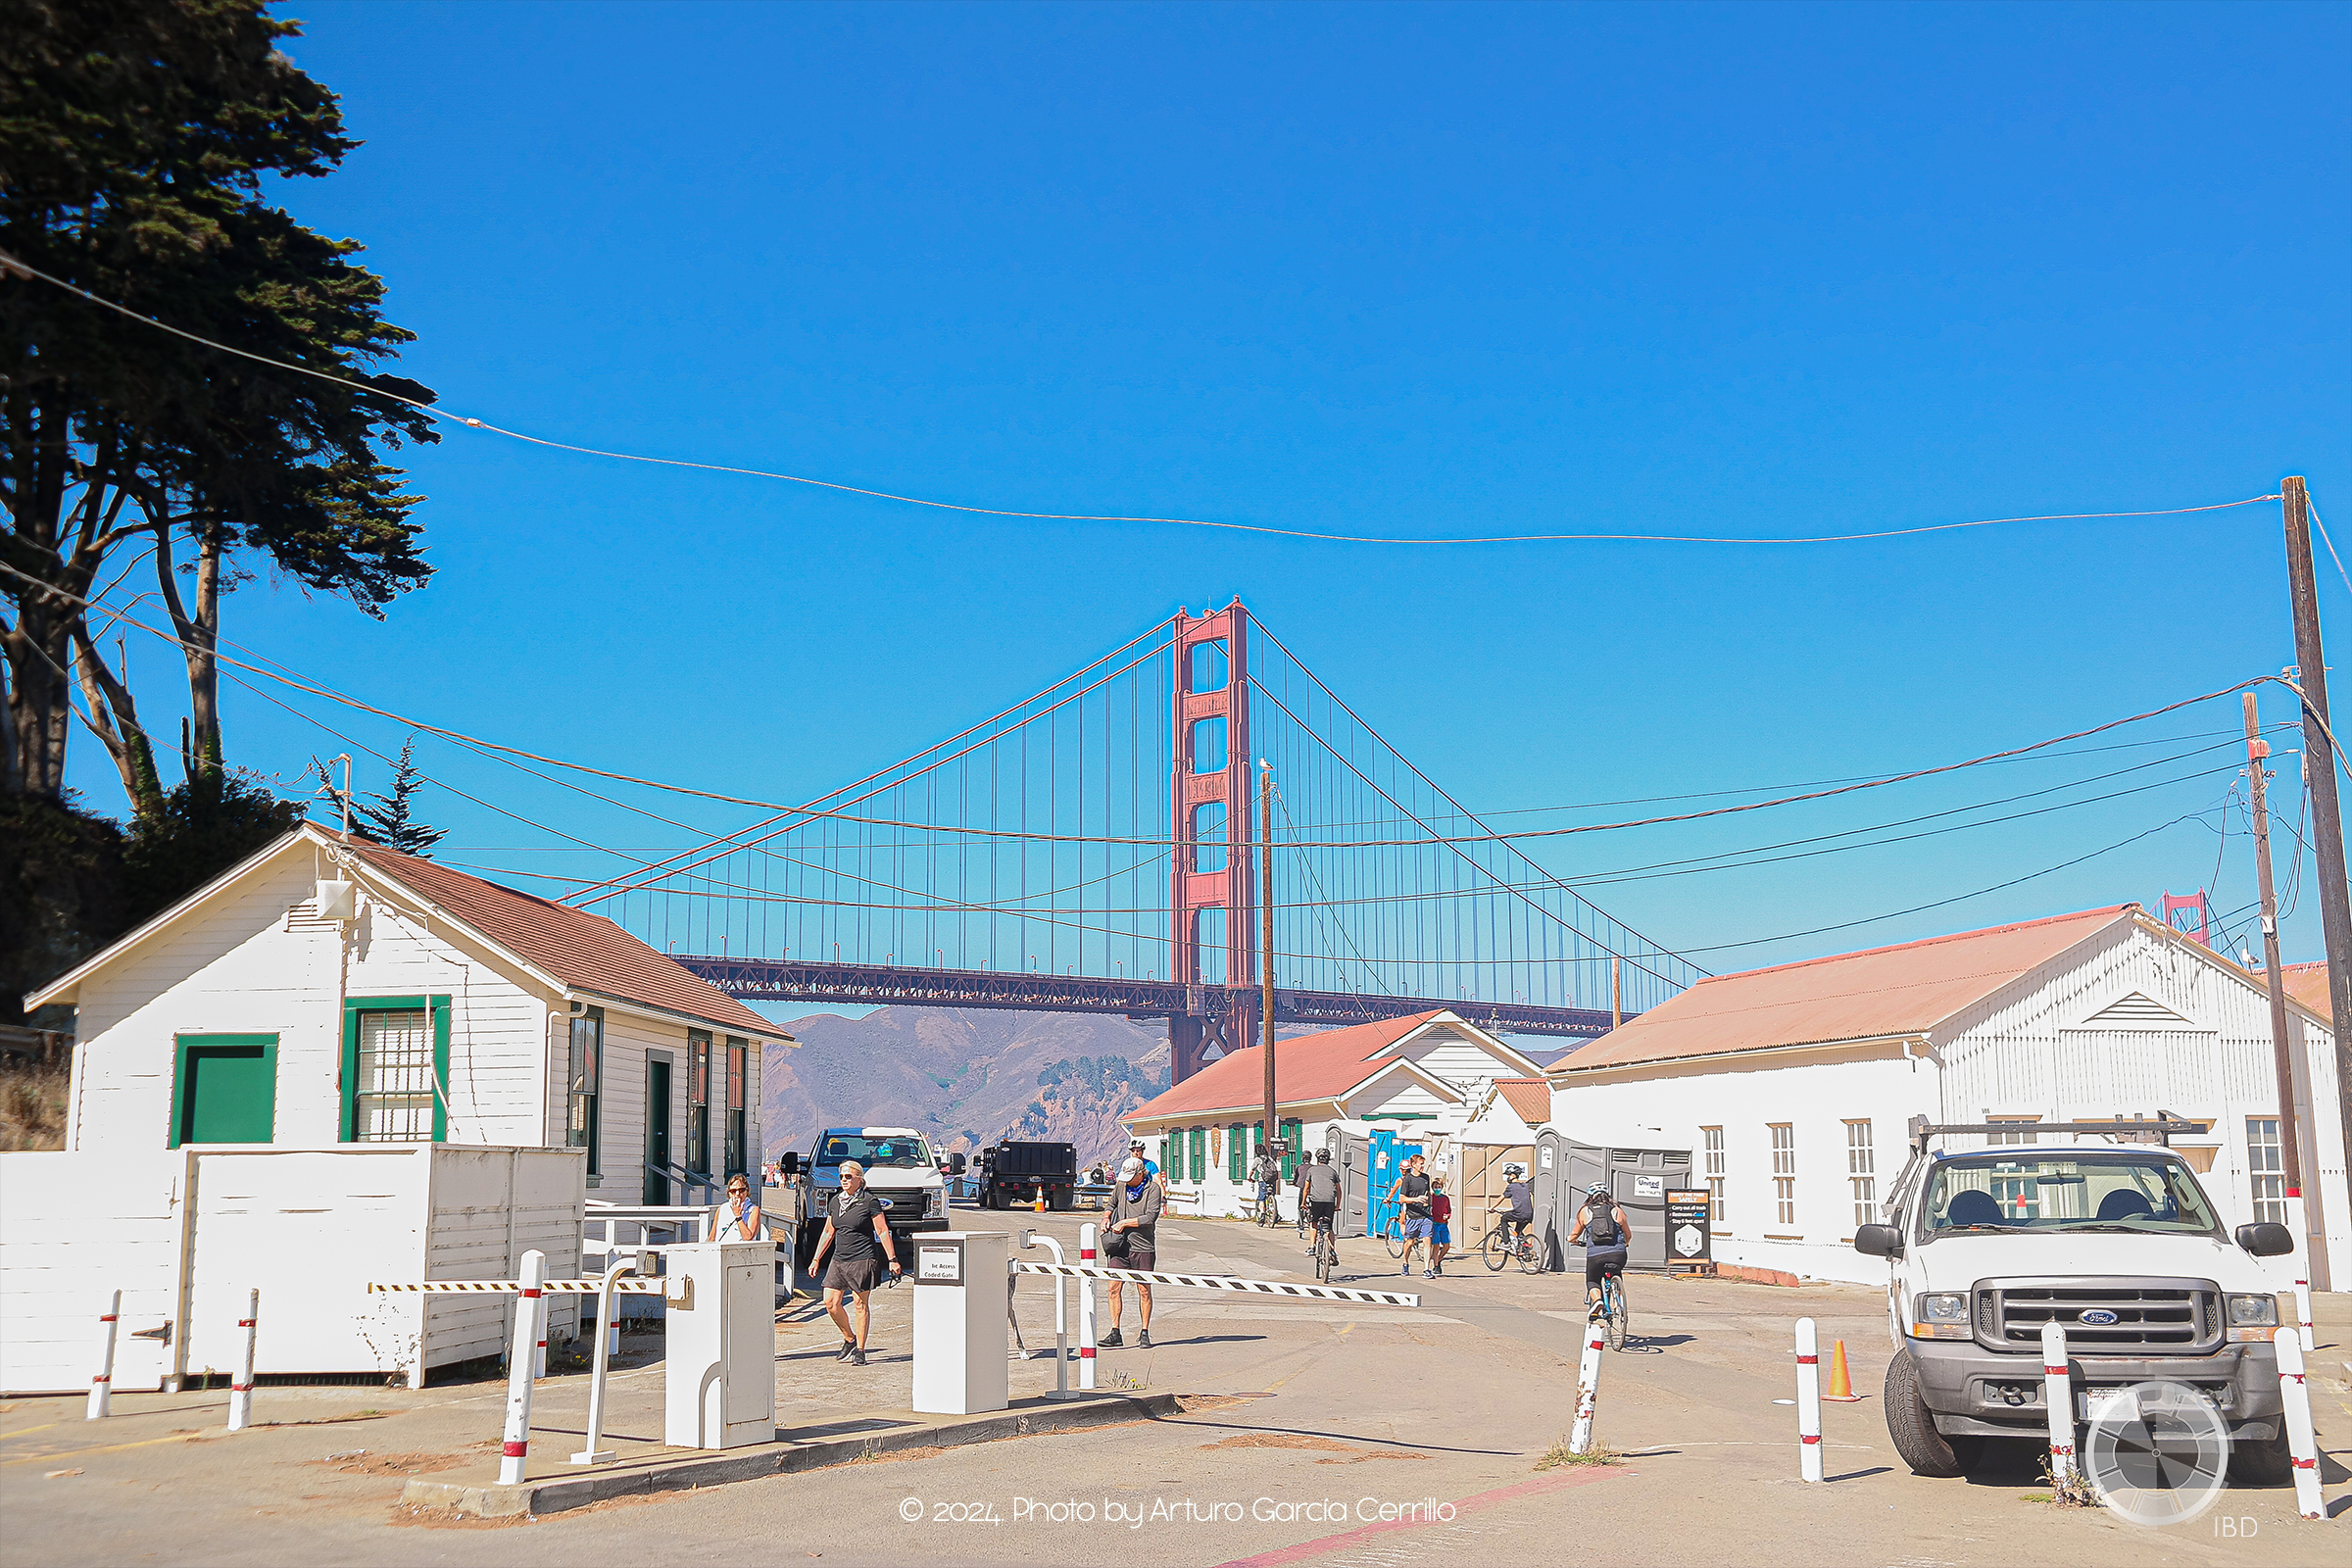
66, 1, 2352, 998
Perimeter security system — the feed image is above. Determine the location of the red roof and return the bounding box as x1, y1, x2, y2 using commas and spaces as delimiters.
1491, 1077, 1550, 1126
1124, 1012, 1447, 1122
2278, 961, 2334, 1024
339, 834, 778, 1038
1556, 906, 2135, 1073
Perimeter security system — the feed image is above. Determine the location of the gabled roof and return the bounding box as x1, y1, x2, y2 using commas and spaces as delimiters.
30, 824, 778, 1040
1489, 1077, 1550, 1126
1124, 1010, 1449, 1122
1554, 906, 2136, 1073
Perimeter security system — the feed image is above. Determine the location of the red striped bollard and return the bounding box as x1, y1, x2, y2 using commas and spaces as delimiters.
498, 1250, 546, 1486
1077, 1222, 1098, 1392
1794, 1316, 1823, 1481
1568, 1309, 1605, 1453
2274, 1327, 2324, 1520
225, 1289, 259, 1432
86, 1290, 121, 1421
2039, 1320, 2075, 1484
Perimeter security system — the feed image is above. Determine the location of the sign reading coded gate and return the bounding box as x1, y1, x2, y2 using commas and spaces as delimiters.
1666, 1189, 1712, 1262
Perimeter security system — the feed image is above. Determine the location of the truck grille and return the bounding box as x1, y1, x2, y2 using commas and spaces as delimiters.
1976, 1278, 2221, 1352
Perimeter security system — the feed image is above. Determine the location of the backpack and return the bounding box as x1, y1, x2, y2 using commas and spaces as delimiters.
1585, 1199, 1620, 1248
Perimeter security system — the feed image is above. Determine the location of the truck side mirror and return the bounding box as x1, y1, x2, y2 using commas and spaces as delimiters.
1853, 1224, 1903, 1258
949, 1152, 967, 1174
778, 1152, 802, 1177
2235, 1222, 2294, 1256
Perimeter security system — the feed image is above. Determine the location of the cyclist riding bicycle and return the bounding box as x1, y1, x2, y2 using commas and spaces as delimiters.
1567, 1181, 1631, 1315
1490, 1163, 1535, 1253
1301, 1149, 1344, 1263
1249, 1148, 1279, 1214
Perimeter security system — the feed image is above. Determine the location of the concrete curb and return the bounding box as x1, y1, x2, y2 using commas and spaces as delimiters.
400, 1392, 1181, 1518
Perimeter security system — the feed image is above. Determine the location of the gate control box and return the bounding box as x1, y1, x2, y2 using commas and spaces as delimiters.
663, 1240, 776, 1449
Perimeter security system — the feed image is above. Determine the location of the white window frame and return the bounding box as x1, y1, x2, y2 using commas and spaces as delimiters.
1845, 1119, 1875, 1230
2247, 1117, 2287, 1225
1769, 1123, 1795, 1228
1702, 1126, 1726, 1225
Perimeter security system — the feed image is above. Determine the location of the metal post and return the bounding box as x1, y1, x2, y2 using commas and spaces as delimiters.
571, 1252, 638, 1464
498, 1249, 545, 1485
2040, 1320, 2075, 1484
1260, 760, 1277, 1172
1794, 1316, 1823, 1481
2274, 1326, 2325, 1521
2280, 476, 2352, 1241
2242, 693, 2320, 1317
225, 1289, 258, 1432
86, 1290, 120, 1421
1021, 1231, 1079, 1399
1568, 1311, 1605, 1453
1076, 1222, 1098, 1391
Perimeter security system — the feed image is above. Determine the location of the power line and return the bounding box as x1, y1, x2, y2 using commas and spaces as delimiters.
0, 251, 2284, 549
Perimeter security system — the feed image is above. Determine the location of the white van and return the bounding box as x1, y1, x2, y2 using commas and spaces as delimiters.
1854, 1117, 2296, 1485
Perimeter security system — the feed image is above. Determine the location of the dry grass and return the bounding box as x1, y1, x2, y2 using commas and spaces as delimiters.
1, 1062, 70, 1151
1534, 1434, 1621, 1470
2037, 1455, 2102, 1507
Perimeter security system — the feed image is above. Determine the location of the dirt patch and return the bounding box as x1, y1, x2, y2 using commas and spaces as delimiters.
1200, 1433, 1424, 1464
316, 1450, 470, 1478
848, 1445, 946, 1465
388, 1504, 530, 1530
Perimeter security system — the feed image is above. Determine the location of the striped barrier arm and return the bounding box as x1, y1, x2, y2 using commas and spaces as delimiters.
1009, 1260, 1418, 1308
368, 1279, 670, 1295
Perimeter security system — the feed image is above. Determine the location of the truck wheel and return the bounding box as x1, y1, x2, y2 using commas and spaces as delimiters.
2226, 1430, 2292, 1486
1885, 1349, 1981, 1478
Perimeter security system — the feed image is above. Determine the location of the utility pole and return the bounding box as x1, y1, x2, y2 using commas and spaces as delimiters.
1260, 760, 1278, 1172
2243, 693, 2324, 1291
2280, 476, 2352, 1187
1611, 956, 1622, 1032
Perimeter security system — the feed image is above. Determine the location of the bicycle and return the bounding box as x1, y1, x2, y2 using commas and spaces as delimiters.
1380, 1213, 1406, 1258
1310, 1214, 1337, 1284
1481, 1214, 1543, 1273
1593, 1267, 1630, 1349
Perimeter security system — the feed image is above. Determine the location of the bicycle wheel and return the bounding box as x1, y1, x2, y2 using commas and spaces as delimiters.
1605, 1275, 1630, 1349
1482, 1226, 1509, 1271
1315, 1230, 1334, 1284
1517, 1234, 1543, 1274
1383, 1217, 1405, 1258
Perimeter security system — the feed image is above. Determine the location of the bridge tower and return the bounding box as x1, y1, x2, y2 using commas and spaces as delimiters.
1167, 599, 1258, 1082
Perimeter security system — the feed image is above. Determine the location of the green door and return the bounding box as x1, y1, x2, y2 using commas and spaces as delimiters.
172, 1035, 278, 1147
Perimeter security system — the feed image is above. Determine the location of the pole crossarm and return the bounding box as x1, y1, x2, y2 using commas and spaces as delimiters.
1008, 1259, 1419, 1307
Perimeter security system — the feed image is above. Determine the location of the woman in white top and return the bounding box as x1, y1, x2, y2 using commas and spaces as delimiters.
710, 1175, 763, 1242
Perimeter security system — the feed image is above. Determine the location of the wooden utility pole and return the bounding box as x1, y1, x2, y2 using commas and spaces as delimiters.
1611, 956, 1622, 1032
2243, 696, 2306, 1192
2279, 476, 2352, 1187
1259, 760, 1278, 1166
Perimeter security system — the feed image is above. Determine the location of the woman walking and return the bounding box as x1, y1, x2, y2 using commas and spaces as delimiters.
807, 1160, 902, 1364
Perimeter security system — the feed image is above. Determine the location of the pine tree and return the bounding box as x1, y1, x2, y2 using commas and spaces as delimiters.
338, 739, 446, 857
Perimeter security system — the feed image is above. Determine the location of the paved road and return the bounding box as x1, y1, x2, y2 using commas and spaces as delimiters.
3, 1209, 2342, 1565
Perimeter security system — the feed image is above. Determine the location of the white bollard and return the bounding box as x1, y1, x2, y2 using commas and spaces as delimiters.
1568, 1312, 1605, 1453
2274, 1328, 2324, 1521
2040, 1320, 2075, 1484
1020, 1230, 1078, 1400
571, 1252, 636, 1464
1794, 1316, 1824, 1482
225, 1289, 259, 1432
498, 1250, 545, 1486
2285, 1196, 2316, 1351
533, 1283, 549, 1381
86, 1290, 121, 1421
1076, 1222, 1098, 1392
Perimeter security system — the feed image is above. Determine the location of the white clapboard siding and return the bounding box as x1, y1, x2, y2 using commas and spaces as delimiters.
0, 1151, 183, 1394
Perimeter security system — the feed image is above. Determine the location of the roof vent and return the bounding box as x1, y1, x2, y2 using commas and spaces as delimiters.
2082, 991, 2192, 1027
316, 879, 357, 921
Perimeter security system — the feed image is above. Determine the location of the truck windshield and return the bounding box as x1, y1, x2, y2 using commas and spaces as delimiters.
813, 1134, 934, 1170
1920, 1152, 2220, 1238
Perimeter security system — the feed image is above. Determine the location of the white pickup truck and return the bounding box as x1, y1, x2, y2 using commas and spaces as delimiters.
1854, 1117, 2296, 1485
783, 1126, 957, 1271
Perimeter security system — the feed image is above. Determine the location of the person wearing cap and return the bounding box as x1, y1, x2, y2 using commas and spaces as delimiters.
1099, 1155, 1162, 1348
1127, 1139, 1164, 1193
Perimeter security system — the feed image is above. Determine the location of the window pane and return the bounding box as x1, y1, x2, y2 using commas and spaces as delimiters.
356, 1009, 434, 1142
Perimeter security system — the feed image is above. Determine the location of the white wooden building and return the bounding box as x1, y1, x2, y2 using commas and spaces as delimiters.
1122, 1009, 1545, 1219
2, 824, 787, 1393
1545, 905, 2346, 1290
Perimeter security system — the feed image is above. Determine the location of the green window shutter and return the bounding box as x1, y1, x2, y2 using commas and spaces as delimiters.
1189, 1126, 1206, 1182
1228, 1123, 1246, 1182
1280, 1118, 1303, 1181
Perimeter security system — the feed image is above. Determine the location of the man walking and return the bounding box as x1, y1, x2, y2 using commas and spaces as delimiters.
1387, 1153, 1434, 1277
1100, 1155, 1162, 1348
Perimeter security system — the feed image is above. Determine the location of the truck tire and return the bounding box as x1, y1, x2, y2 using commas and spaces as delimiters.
1885, 1349, 1981, 1478
2226, 1430, 2292, 1486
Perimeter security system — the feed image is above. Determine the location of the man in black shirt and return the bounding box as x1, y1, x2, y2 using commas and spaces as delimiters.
808, 1159, 901, 1365
1386, 1153, 1434, 1278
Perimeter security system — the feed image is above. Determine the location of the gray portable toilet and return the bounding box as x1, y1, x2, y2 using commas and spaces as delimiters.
1325, 1124, 1370, 1238
1537, 1130, 1691, 1273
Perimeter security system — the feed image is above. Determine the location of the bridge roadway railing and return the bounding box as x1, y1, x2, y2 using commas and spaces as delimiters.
673, 955, 1619, 1039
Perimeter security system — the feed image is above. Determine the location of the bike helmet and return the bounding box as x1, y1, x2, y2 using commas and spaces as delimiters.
1501, 1163, 1524, 1177
1585, 1182, 1612, 1199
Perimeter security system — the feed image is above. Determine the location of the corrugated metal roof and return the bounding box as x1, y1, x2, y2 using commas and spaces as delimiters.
2279, 961, 2333, 1024
339, 834, 779, 1038
1491, 1077, 1551, 1126
1555, 906, 2136, 1073
1123, 1011, 1447, 1122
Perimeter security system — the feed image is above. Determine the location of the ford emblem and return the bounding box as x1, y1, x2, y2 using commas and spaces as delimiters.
2080, 1309, 2119, 1326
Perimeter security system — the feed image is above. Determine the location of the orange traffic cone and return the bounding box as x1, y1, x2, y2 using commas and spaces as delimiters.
1823, 1338, 1861, 1401
1033, 1183, 1046, 1212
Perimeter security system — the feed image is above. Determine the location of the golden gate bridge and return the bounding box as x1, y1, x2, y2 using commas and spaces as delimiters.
564, 601, 1703, 1081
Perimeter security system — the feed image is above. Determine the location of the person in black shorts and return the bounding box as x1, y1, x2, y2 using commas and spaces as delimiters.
1301, 1149, 1343, 1264
1568, 1182, 1630, 1314
808, 1159, 901, 1364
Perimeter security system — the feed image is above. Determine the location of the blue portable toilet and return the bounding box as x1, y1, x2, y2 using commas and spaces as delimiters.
1363, 1127, 1426, 1238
